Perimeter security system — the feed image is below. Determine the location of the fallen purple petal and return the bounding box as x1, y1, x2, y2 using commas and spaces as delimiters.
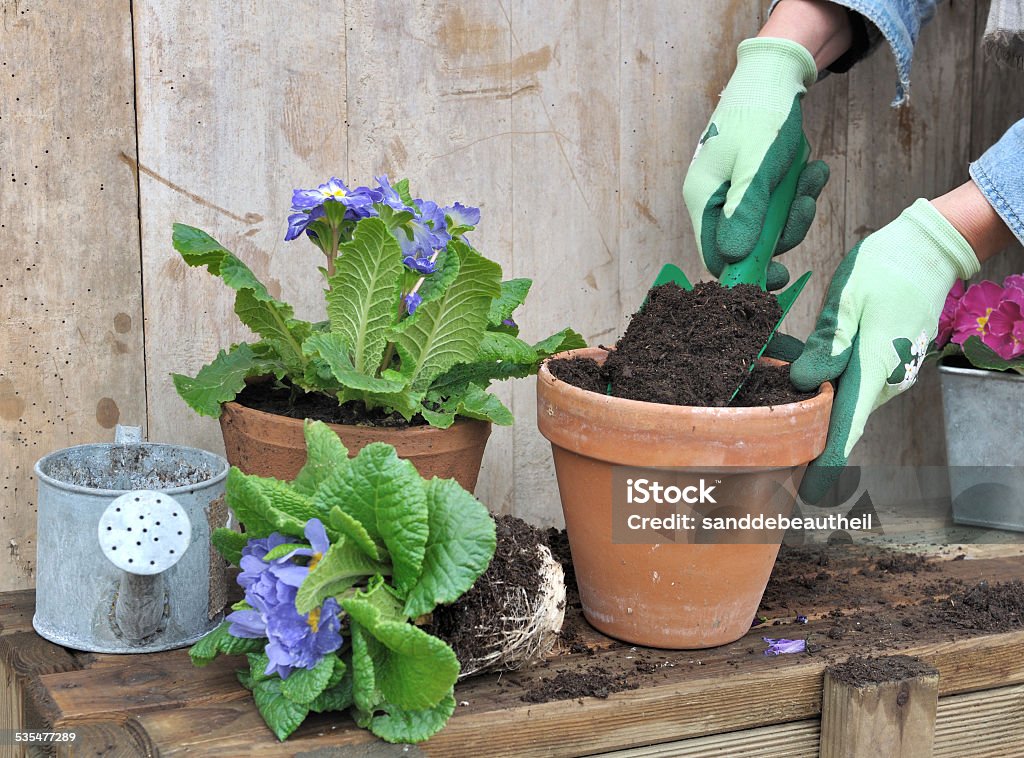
796, 614, 808, 624
763, 637, 806, 656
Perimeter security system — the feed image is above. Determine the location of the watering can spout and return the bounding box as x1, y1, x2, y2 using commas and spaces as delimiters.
99, 491, 192, 643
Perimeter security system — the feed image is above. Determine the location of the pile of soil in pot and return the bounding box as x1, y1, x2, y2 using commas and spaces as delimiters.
547, 281, 815, 407
235, 381, 428, 427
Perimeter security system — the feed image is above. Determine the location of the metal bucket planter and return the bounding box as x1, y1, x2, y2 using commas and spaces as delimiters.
33, 425, 230, 653
940, 361, 1024, 531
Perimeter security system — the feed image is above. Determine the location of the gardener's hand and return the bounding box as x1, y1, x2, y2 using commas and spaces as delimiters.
791, 199, 981, 503
683, 38, 830, 290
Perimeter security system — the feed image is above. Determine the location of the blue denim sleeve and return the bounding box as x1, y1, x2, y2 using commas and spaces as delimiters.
768, 1, 939, 104
970, 120, 1024, 245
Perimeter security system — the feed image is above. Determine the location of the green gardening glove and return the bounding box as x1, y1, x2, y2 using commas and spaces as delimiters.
791, 199, 981, 503
683, 38, 830, 290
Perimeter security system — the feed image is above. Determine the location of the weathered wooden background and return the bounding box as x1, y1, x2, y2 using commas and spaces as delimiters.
1, 0, 1021, 591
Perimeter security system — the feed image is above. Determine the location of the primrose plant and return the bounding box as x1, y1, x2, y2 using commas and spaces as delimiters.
931, 274, 1024, 373
190, 421, 497, 742
172, 176, 584, 426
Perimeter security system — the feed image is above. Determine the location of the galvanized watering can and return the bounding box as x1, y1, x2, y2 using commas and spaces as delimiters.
33, 425, 230, 653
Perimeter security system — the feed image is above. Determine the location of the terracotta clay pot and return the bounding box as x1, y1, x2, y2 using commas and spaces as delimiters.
219, 401, 491, 493
536, 347, 833, 649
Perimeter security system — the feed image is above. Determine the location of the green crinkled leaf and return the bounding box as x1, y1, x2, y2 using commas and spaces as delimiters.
390, 241, 502, 390
211, 528, 248, 565
369, 692, 457, 744
325, 217, 404, 374
280, 654, 336, 705
962, 336, 1024, 374
533, 327, 587, 357
303, 332, 408, 393
329, 506, 381, 561
234, 288, 311, 370
426, 359, 534, 398
404, 478, 496, 618
416, 245, 461, 305
253, 678, 310, 741
262, 543, 310, 562
450, 384, 513, 425
314, 443, 428, 595
172, 223, 310, 376
294, 537, 388, 615
172, 343, 259, 418
226, 467, 306, 539
247, 652, 273, 683
343, 597, 460, 711
248, 475, 321, 525
350, 621, 384, 713
423, 384, 513, 427
309, 665, 353, 713
292, 421, 350, 497
394, 178, 415, 207
189, 622, 264, 666
488, 278, 532, 326
477, 331, 538, 364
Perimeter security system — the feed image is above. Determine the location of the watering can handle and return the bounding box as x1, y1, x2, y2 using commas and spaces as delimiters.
719, 136, 811, 290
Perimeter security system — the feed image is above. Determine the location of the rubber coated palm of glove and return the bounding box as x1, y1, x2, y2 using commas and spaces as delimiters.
791, 199, 981, 504
683, 38, 830, 291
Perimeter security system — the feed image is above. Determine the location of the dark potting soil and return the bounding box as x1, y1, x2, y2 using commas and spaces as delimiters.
520, 666, 640, 703
828, 655, 937, 687
429, 515, 548, 668
547, 281, 811, 407
235, 381, 427, 428
731, 363, 816, 407
938, 580, 1024, 633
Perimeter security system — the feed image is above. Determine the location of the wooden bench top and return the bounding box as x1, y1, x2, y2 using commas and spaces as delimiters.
2, 545, 1024, 757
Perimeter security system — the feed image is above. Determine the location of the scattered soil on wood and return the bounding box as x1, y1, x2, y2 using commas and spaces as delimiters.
937, 580, 1024, 632
520, 666, 640, 703
547, 281, 812, 407
430, 515, 548, 668
235, 380, 427, 427
828, 654, 937, 687
472, 534, 1024, 705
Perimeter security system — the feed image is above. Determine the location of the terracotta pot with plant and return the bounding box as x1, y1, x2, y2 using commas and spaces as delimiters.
537, 266, 833, 649
172, 177, 583, 491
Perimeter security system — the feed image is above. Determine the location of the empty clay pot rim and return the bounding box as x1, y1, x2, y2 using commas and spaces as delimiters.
539, 347, 833, 417
221, 400, 487, 435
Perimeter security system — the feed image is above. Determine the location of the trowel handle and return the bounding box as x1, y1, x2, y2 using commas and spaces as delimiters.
719, 136, 811, 290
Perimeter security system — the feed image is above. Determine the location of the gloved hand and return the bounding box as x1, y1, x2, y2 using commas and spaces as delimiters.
683, 38, 830, 290
791, 199, 981, 503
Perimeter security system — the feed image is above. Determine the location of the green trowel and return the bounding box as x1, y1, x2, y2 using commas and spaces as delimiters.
649, 136, 812, 401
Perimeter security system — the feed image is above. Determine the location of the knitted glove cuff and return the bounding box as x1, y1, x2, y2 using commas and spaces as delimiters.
718, 38, 818, 113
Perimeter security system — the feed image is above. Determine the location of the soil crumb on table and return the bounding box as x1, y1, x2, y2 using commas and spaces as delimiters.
828, 654, 937, 687
546, 281, 813, 407
520, 666, 640, 703
236, 381, 427, 427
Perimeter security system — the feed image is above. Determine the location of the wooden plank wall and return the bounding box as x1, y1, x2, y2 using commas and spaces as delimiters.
2, 0, 1022, 589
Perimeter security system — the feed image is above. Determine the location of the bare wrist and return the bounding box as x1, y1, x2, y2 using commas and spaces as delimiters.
930, 181, 1016, 264
759, 0, 854, 72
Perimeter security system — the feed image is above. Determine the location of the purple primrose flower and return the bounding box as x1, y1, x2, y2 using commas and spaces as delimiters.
443, 202, 481, 229
763, 637, 806, 656
403, 292, 423, 315
225, 519, 341, 679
